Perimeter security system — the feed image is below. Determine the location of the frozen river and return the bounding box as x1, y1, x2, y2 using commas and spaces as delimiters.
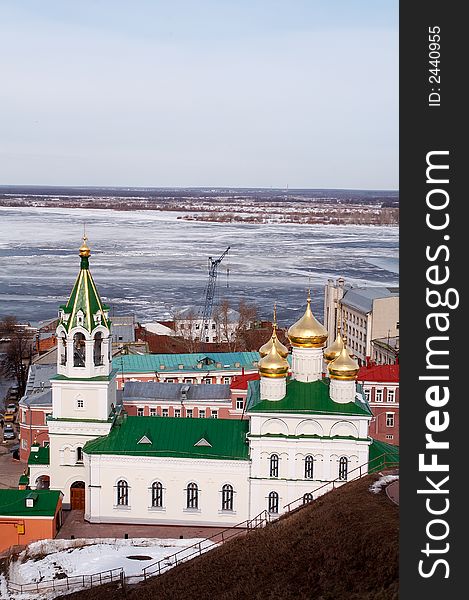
0, 206, 398, 326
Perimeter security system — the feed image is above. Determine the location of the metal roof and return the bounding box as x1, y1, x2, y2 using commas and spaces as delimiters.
21, 389, 52, 408
0, 489, 61, 517
113, 351, 260, 374
24, 364, 57, 394
247, 378, 372, 417
84, 416, 250, 460
123, 381, 231, 402
341, 287, 399, 314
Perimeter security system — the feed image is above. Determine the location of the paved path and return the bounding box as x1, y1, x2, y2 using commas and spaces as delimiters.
386, 480, 399, 505
0, 444, 24, 488
57, 510, 233, 541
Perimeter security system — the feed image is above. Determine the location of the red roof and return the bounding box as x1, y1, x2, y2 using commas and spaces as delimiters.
230, 372, 260, 390
357, 364, 399, 383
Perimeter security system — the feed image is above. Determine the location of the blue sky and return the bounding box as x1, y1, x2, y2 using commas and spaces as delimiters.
0, 1, 398, 189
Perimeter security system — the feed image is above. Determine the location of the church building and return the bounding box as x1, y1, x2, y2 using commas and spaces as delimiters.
27, 238, 394, 525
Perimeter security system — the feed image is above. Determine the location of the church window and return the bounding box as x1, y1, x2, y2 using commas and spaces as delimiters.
268, 491, 279, 514
270, 454, 279, 478
338, 457, 348, 481
304, 455, 314, 479
73, 333, 86, 367
221, 484, 234, 511
76, 398, 84, 409
186, 482, 199, 509
76, 447, 83, 464
303, 492, 314, 504
151, 482, 164, 508
94, 332, 103, 366
60, 334, 67, 366
116, 480, 129, 506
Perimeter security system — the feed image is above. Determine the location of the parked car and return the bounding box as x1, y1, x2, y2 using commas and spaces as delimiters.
6, 403, 17, 414
4, 413, 15, 423
3, 425, 15, 440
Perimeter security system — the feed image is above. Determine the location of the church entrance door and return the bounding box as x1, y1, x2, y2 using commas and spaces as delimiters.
70, 481, 85, 510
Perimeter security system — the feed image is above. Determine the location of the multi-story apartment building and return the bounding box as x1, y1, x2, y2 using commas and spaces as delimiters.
324, 279, 399, 365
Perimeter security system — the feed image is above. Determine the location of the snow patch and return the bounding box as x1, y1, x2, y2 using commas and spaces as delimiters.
369, 474, 399, 494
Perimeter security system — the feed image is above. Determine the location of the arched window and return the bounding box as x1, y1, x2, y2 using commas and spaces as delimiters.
303, 492, 314, 505
338, 457, 348, 481
221, 484, 234, 511
151, 482, 164, 508
94, 332, 103, 366
116, 480, 129, 506
268, 491, 279, 514
269, 454, 279, 478
73, 333, 86, 367
76, 447, 83, 464
60, 334, 67, 366
186, 482, 198, 509
304, 455, 314, 479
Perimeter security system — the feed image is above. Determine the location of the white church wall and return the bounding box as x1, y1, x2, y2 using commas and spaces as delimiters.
84, 454, 251, 526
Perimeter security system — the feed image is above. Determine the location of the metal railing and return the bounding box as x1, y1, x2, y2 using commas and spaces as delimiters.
142, 509, 270, 581
8, 567, 123, 595
283, 452, 399, 514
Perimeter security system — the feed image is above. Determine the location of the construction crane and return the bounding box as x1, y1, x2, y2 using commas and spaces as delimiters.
199, 246, 230, 341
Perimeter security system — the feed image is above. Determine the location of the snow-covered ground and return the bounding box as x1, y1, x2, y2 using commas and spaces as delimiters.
369, 474, 399, 494
3, 537, 215, 599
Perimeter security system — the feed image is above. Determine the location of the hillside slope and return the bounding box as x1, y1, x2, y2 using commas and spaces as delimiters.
69, 473, 398, 600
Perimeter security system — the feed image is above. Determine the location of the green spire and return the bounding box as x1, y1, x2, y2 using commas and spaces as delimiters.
60, 237, 110, 332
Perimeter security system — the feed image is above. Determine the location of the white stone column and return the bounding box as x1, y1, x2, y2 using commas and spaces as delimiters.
292, 347, 323, 382
330, 378, 356, 404
260, 376, 286, 401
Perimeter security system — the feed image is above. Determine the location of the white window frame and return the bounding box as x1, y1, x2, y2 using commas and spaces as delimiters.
137, 407, 144, 417
387, 389, 396, 402
375, 389, 383, 402
386, 412, 395, 427
236, 398, 244, 410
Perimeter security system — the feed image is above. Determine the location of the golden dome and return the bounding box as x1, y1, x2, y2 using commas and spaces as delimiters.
324, 330, 344, 363
79, 235, 91, 258
259, 344, 289, 378
259, 331, 289, 359
328, 346, 359, 380
288, 292, 328, 348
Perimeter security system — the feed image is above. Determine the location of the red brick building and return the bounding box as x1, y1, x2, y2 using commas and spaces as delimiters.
357, 364, 399, 445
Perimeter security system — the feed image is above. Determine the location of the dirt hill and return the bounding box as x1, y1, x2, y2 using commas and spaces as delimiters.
67, 473, 398, 600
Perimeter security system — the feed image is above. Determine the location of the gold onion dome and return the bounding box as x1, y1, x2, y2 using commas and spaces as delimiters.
79, 235, 91, 258
324, 330, 344, 363
328, 345, 360, 380
258, 344, 289, 379
287, 292, 328, 348
259, 331, 289, 359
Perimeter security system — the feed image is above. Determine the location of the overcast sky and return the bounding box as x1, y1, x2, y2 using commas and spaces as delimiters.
0, 1, 398, 189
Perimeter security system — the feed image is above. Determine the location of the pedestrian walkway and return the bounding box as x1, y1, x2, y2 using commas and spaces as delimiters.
57, 509, 229, 540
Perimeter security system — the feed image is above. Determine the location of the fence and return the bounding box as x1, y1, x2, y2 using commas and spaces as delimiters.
283, 452, 399, 514
141, 509, 270, 581
8, 568, 124, 595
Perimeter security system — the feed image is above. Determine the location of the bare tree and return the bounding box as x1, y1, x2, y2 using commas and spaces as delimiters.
0, 316, 36, 396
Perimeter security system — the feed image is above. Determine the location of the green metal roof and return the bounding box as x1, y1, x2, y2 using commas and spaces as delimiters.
60, 254, 110, 332
28, 445, 50, 465
0, 489, 61, 517
247, 378, 372, 417
113, 352, 263, 374
84, 416, 250, 461
368, 439, 399, 471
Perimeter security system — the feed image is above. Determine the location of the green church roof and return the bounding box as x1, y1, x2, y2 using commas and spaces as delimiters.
28, 445, 50, 465
0, 489, 61, 517
368, 439, 399, 470
84, 416, 250, 461
247, 378, 372, 417
60, 246, 110, 333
